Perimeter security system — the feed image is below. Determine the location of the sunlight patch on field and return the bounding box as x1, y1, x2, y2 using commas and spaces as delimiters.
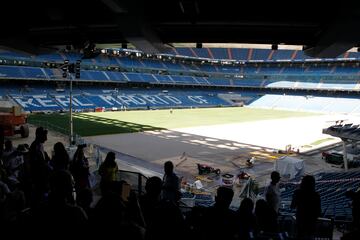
172, 114, 344, 152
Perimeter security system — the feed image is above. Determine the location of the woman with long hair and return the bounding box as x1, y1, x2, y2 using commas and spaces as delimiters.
98, 152, 118, 194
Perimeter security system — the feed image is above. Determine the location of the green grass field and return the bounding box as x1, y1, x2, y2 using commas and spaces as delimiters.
28, 107, 318, 137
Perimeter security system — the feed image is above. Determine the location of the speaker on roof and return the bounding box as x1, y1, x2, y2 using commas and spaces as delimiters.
196, 43, 202, 48
271, 44, 278, 50
122, 43, 127, 49
357, 47, 360, 52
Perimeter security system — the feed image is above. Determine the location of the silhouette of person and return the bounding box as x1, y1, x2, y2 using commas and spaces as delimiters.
237, 197, 256, 239
70, 145, 90, 193
201, 186, 237, 240
255, 198, 278, 233
94, 181, 144, 239
99, 152, 118, 181
265, 171, 281, 214
29, 127, 51, 207
291, 175, 321, 239
2, 140, 15, 160
50, 142, 70, 171
30, 170, 87, 234
139, 176, 162, 227
162, 161, 180, 203
98, 151, 118, 193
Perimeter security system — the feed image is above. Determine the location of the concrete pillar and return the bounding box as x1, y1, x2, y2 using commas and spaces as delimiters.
343, 140, 348, 171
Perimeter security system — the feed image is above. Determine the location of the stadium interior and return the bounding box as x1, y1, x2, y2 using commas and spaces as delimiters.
1, 1, 360, 239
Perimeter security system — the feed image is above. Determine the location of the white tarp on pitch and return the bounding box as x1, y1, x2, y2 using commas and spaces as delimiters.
274, 156, 305, 180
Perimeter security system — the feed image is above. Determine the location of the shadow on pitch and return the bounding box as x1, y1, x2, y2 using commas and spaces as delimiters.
74, 113, 166, 136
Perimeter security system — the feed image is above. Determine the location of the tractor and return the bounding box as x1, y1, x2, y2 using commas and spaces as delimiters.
0, 100, 29, 138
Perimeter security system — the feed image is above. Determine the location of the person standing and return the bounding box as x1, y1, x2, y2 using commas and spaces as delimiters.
50, 142, 70, 171
29, 127, 51, 206
291, 175, 321, 239
162, 161, 180, 203
265, 171, 281, 214
70, 145, 90, 193
98, 151, 118, 193
98, 152, 118, 182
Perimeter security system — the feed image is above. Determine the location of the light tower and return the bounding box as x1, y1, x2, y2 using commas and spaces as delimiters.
61, 59, 81, 145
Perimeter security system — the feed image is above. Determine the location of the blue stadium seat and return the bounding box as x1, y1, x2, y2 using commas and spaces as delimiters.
3, 86, 233, 111
271, 50, 293, 60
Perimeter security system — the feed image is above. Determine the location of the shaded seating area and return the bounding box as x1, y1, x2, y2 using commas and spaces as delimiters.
278, 171, 360, 222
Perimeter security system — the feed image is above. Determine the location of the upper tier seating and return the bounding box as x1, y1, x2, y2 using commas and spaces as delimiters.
1, 64, 359, 91
167, 48, 360, 61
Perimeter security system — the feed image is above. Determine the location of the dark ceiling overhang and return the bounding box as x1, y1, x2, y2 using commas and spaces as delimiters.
0, 1, 359, 57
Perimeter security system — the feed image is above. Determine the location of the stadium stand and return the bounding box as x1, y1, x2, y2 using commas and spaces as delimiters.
171, 48, 360, 61
0, 85, 233, 112
277, 171, 360, 222
1, 46, 360, 116
2, 46, 360, 239
248, 94, 360, 114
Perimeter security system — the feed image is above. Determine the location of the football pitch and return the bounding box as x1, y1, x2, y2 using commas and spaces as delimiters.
28, 107, 317, 137
29, 107, 317, 136
28, 107, 342, 181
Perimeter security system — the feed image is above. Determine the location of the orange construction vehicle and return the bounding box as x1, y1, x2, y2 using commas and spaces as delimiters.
0, 101, 29, 138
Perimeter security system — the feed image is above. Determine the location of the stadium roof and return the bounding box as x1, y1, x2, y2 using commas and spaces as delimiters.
1, 1, 360, 57
323, 123, 360, 142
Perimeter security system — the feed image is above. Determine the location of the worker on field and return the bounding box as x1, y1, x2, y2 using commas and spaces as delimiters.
246, 156, 255, 167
